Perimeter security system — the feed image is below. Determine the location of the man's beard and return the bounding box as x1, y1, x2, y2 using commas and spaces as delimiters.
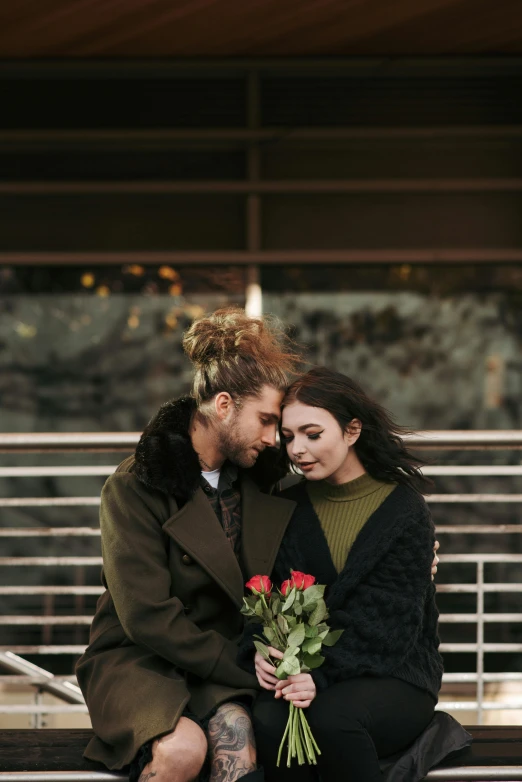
219, 420, 260, 469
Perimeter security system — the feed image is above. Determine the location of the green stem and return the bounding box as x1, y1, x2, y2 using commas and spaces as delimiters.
295, 706, 306, 765
276, 708, 291, 768
287, 703, 294, 767
298, 708, 316, 764
301, 711, 321, 756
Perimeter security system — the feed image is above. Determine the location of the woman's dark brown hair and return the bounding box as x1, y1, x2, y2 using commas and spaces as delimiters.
282, 366, 432, 492
183, 306, 300, 405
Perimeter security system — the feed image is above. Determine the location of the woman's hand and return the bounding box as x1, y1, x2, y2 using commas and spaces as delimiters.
254, 645, 283, 690
275, 673, 316, 708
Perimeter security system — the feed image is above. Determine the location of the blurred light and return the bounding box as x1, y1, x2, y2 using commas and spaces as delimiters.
96, 285, 111, 297
123, 265, 145, 276
81, 273, 95, 288
159, 266, 180, 282
165, 312, 178, 329
128, 315, 140, 329
15, 323, 37, 338
396, 264, 412, 281
168, 283, 183, 296
185, 304, 205, 320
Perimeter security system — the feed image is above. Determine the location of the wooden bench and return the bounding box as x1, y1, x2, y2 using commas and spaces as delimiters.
1, 728, 522, 781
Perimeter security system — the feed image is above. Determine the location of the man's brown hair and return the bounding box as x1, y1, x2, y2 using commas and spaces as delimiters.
182, 306, 300, 405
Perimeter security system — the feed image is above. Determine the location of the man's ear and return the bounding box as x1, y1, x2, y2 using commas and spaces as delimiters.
345, 418, 362, 446
214, 392, 234, 422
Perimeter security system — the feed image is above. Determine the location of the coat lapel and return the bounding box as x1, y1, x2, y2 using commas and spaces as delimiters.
162, 487, 245, 608
240, 476, 296, 580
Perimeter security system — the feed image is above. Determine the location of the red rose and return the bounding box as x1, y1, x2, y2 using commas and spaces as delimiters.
290, 570, 316, 590
280, 579, 292, 596
245, 575, 272, 597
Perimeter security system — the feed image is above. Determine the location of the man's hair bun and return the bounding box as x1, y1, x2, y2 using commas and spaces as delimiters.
182, 306, 301, 404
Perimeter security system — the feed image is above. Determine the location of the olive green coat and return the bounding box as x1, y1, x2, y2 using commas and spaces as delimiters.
76, 397, 295, 770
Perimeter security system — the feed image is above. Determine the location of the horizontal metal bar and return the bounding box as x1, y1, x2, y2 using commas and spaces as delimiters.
0, 705, 89, 713
437, 701, 522, 710
3, 769, 522, 782
2, 126, 522, 144
0, 775, 126, 782
435, 526, 522, 533
0, 586, 104, 595
0, 498, 100, 507
3, 251, 522, 268
0, 675, 78, 684
0, 646, 86, 654
3, 178, 522, 195
0, 431, 522, 450
0, 528, 100, 537
427, 494, 522, 502
439, 643, 522, 652
439, 613, 522, 623
425, 466, 522, 475
439, 554, 522, 562
443, 673, 522, 682
0, 432, 137, 452
436, 584, 522, 593
0, 466, 116, 477
0, 652, 85, 704
3, 464, 522, 478
0, 616, 93, 625
4, 612, 521, 627
0, 557, 102, 566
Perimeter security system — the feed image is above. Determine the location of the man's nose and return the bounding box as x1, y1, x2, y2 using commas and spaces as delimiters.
262, 426, 277, 447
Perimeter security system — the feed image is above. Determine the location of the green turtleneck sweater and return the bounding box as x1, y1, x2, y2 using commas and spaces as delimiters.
307, 473, 396, 573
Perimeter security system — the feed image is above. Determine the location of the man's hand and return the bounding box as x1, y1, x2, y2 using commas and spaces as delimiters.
432, 539, 440, 580
275, 673, 316, 709
254, 645, 283, 691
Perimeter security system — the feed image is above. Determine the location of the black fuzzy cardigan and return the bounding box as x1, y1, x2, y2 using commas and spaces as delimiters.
239, 480, 444, 701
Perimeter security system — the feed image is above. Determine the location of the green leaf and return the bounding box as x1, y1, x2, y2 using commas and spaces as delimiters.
271, 597, 281, 616
302, 653, 325, 669
264, 627, 277, 644
275, 664, 288, 680
282, 587, 297, 612
282, 656, 301, 676
294, 603, 303, 616
302, 637, 322, 656
254, 600, 264, 617
322, 629, 344, 646
288, 623, 306, 649
315, 623, 329, 634
283, 645, 299, 660
254, 640, 271, 661
318, 629, 329, 640
305, 624, 318, 638
286, 615, 297, 628
277, 614, 289, 634
302, 585, 326, 606
309, 599, 327, 627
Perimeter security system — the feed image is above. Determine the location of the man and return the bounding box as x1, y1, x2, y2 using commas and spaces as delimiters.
76, 307, 300, 782
77, 306, 439, 782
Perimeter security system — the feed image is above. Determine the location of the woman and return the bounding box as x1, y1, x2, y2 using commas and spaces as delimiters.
243, 366, 469, 782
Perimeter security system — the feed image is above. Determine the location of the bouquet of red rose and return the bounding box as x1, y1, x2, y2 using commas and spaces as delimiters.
241, 570, 343, 768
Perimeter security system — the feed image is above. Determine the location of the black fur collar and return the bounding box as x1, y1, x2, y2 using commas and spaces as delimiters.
134, 395, 287, 502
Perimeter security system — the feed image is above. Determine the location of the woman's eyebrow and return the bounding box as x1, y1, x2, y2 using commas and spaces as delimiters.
281, 423, 322, 433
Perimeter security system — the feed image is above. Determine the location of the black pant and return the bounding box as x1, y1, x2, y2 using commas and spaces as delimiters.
253, 677, 435, 782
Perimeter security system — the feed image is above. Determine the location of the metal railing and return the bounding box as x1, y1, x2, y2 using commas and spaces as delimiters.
1, 431, 522, 725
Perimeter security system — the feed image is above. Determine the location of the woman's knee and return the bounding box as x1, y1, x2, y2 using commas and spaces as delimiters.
152, 717, 207, 777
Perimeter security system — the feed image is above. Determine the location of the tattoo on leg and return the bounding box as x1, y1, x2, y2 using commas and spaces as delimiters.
138, 772, 156, 782
208, 704, 256, 781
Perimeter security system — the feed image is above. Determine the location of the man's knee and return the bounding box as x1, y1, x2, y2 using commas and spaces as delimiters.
152, 717, 207, 777
208, 702, 255, 754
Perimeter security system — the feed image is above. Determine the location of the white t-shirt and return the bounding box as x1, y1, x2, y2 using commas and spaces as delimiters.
201, 468, 220, 490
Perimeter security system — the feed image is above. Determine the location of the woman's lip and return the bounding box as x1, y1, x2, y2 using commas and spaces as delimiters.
298, 462, 317, 468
